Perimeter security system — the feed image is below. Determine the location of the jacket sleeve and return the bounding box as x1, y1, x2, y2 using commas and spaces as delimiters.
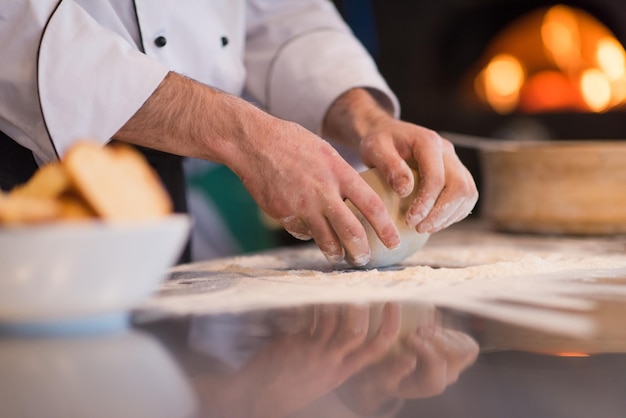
243, 0, 400, 135
0, 1, 168, 163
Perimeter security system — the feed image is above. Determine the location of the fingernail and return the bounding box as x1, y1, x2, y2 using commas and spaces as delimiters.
394, 176, 412, 197
324, 252, 344, 264
387, 237, 401, 250
416, 221, 434, 234
385, 225, 401, 249
351, 250, 371, 267
406, 205, 429, 229
416, 325, 436, 340
288, 231, 313, 241
407, 212, 425, 229
389, 162, 414, 198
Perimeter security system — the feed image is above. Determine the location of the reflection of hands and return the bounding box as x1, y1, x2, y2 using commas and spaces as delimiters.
198, 303, 402, 418
323, 88, 478, 235
337, 324, 479, 416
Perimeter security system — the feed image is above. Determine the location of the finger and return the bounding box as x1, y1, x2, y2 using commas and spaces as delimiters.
448, 171, 479, 226
383, 352, 419, 392
412, 143, 477, 233
343, 302, 402, 374
311, 305, 342, 342
344, 180, 400, 252
280, 215, 313, 241
416, 177, 476, 233
366, 351, 418, 395
331, 304, 370, 353
405, 133, 446, 229
398, 330, 449, 398
362, 141, 415, 198
325, 200, 372, 267
272, 306, 315, 335
428, 329, 480, 382
414, 193, 465, 234
307, 214, 345, 264
447, 195, 478, 228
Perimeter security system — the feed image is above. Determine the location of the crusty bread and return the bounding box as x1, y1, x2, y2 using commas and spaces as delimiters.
9, 162, 71, 199
63, 141, 172, 221
0, 192, 63, 225
0, 140, 173, 225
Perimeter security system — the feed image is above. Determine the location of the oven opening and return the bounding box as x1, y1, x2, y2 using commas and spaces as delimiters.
467, 5, 626, 117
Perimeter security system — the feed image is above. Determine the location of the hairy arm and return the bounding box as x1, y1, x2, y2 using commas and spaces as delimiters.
115, 72, 400, 265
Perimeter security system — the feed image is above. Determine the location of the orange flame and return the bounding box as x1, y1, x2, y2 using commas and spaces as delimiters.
474, 5, 626, 113
555, 352, 590, 358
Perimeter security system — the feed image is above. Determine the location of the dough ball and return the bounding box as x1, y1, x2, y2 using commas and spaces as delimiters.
346, 167, 430, 268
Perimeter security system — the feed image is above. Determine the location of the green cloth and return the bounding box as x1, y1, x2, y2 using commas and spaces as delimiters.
187, 164, 279, 253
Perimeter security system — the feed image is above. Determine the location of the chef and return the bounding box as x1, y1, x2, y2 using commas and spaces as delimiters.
0, 0, 477, 266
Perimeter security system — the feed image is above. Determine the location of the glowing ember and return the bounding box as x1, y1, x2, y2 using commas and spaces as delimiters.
596, 37, 626, 80
472, 5, 626, 114
580, 68, 612, 111
541, 5, 581, 72
480, 54, 525, 114
555, 352, 590, 358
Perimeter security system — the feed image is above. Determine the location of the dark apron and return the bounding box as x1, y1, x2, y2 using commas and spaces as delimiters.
0, 131, 191, 263
0, 131, 39, 191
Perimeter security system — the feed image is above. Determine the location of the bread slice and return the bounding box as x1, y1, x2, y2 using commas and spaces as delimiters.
0, 192, 63, 224
9, 161, 71, 199
63, 141, 172, 221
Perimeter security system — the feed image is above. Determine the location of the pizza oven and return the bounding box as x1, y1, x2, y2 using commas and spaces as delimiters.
333, 0, 626, 214
365, 0, 626, 138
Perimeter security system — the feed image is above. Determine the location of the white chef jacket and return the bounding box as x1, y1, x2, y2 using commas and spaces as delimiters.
0, 0, 399, 165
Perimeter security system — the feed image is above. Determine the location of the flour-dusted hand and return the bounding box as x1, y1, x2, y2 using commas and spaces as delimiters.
323, 89, 478, 234
234, 118, 401, 266
115, 72, 400, 266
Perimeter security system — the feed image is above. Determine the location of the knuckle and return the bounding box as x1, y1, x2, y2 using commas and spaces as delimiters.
427, 174, 446, 191
422, 128, 443, 144
441, 137, 456, 152
317, 239, 343, 261
415, 370, 448, 397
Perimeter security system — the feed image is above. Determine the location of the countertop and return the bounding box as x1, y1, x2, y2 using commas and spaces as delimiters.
3, 220, 626, 418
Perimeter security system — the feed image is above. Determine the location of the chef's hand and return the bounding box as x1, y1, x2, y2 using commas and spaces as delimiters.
236, 118, 401, 266
115, 72, 399, 266
323, 88, 478, 234
336, 324, 479, 416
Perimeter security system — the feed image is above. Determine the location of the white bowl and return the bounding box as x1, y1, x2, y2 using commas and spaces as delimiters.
0, 330, 197, 418
0, 214, 191, 324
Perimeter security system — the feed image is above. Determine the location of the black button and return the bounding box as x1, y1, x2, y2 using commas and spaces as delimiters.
221, 36, 228, 47
154, 36, 167, 47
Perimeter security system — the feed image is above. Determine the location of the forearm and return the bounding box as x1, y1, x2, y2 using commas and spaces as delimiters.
114, 71, 273, 174
117, 72, 402, 265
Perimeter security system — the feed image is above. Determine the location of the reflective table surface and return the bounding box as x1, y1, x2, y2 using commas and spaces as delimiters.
4, 222, 626, 418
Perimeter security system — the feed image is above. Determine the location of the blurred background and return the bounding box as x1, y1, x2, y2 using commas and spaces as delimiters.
336, 0, 626, 138
188, 0, 626, 258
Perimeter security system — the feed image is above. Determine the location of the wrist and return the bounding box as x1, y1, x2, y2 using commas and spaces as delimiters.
115, 71, 277, 173
322, 88, 394, 146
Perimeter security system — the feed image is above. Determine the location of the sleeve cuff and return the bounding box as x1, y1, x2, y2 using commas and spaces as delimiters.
38, 1, 169, 159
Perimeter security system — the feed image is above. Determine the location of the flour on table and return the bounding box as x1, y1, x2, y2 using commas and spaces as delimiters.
138, 221, 626, 336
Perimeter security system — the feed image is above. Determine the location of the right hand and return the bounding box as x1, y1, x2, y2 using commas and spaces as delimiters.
233, 118, 400, 266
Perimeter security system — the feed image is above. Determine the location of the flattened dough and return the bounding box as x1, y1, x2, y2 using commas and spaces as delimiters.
347, 167, 429, 268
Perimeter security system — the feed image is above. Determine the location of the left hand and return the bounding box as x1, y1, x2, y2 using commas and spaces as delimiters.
323, 89, 478, 234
